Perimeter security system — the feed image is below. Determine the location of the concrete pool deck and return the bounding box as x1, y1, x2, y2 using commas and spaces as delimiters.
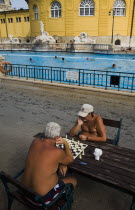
1, 76, 135, 97
0, 79, 135, 210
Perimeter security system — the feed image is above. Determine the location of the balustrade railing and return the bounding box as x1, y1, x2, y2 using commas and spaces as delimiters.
0, 43, 113, 53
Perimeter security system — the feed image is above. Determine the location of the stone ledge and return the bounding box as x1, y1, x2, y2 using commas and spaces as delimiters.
1, 76, 135, 99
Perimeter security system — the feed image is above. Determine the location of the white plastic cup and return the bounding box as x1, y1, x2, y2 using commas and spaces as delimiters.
93, 148, 103, 161
94, 154, 100, 161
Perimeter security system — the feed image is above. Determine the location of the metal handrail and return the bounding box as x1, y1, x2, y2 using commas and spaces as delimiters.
5, 64, 135, 93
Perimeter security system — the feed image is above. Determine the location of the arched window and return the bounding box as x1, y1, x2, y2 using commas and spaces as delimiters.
115, 39, 121, 45
79, 0, 94, 16
51, 1, 61, 18
113, 0, 126, 16
0, 0, 5, 4
33, 5, 38, 20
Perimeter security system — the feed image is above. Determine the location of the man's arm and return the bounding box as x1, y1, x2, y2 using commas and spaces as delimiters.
69, 118, 83, 136
56, 137, 73, 165
58, 165, 67, 176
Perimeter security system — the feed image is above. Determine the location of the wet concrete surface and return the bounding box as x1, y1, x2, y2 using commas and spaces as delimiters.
0, 80, 135, 210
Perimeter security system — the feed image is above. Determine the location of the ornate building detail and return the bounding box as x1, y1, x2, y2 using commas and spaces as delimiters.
34, 21, 55, 44
73, 32, 96, 44
0, 0, 11, 11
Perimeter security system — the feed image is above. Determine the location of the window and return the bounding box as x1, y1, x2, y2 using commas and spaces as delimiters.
51, 1, 61, 18
1, 19, 5, 23
16, 17, 21, 22
79, 0, 94, 16
8, 18, 13, 23
113, 0, 126, 16
33, 5, 38, 20
0, 0, 5, 4
24, 16, 30, 22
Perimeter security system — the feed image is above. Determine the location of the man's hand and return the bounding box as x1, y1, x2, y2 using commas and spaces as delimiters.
56, 137, 66, 145
59, 165, 67, 176
77, 117, 83, 125
79, 134, 87, 141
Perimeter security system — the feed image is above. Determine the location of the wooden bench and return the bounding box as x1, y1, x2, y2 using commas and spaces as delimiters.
102, 118, 122, 145
0, 170, 74, 210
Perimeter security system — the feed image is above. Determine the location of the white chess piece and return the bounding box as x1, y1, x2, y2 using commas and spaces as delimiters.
79, 153, 82, 159
93, 148, 103, 161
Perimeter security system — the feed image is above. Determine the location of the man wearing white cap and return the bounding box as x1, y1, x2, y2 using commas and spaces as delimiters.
70, 104, 106, 142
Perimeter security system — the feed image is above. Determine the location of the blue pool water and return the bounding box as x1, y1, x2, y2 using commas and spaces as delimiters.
1, 51, 135, 73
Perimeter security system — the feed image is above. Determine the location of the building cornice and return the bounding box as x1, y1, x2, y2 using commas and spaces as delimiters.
0, 9, 29, 14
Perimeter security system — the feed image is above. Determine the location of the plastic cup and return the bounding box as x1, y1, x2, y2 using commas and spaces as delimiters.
93, 148, 103, 161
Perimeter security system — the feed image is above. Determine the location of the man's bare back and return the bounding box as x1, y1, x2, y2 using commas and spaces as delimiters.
23, 138, 62, 195
23, 123, 77, 197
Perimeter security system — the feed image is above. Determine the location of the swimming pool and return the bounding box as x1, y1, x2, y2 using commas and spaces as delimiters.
1, 51, 135, 73
1, 51, 135, 92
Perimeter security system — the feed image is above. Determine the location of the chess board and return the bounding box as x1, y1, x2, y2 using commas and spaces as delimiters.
56, 138, 88, 159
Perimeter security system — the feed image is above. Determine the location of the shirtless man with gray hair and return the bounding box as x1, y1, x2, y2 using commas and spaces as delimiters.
23, 122, 77, 206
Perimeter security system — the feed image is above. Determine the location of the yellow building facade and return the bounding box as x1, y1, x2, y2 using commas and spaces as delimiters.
0, 9, 30, 38
26, 0, 135, 38
0, 0, 135, 42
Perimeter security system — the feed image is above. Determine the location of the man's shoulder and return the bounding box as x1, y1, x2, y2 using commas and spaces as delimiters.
94, 114, 103, 122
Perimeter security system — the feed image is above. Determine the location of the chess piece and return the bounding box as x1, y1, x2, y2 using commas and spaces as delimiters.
79, 153, 82, 159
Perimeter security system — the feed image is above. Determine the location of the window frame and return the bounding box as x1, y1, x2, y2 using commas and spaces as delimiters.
113, 0, 126, 16
24, 16, 30, 22
79, 0, 95, 16
16, 17, 21, 23
33, 5, 39, 20
8, 18, 13, 23
50, 1, 62, 18
1, 19, 5, 24
0, 0, 5, 4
